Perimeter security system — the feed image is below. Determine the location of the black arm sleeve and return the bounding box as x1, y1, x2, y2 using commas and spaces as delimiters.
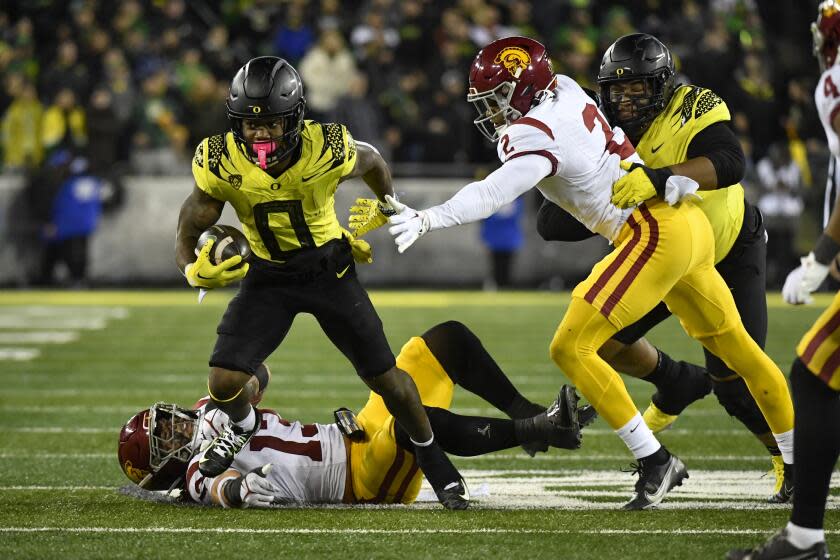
685, 121, 745, 187
536, 198, 597, 242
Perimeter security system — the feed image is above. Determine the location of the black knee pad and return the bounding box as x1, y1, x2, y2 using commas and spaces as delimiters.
712, 377, 770, 435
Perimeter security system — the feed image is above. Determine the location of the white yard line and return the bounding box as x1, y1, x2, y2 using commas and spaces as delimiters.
0, 332, 78, 344
0, 348, 39, 361
0, 527, 838, 535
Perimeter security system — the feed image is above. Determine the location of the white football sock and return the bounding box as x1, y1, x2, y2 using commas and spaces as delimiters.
233, 407, 256, 432
616, 412, 661, 459
785, 522, 825, 549
773, 429, 794, 464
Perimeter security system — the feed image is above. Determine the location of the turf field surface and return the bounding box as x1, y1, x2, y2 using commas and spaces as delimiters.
0, 290, 837, 559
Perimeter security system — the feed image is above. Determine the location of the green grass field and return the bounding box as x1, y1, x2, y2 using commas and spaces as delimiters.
1, 290, 837, 559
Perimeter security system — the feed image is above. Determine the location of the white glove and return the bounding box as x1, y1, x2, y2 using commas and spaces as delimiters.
223, 464, 278, 508
386, 194, 430, 253
663, 175, 701, 206
782, 252, 829, 305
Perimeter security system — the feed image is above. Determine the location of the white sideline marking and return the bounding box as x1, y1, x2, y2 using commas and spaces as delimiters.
0, 348, 39, 361
0, 317, 106, 329
0, 332, 78, 344
2, 527, 839, 535
0, 306, 128, 319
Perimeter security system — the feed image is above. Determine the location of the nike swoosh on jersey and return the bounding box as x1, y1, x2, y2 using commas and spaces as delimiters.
336, 265, 351, 278
650, 143, 664, 153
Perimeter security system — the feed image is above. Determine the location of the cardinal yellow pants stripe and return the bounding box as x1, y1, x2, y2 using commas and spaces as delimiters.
559, 199, 793, 434
797, 291, 840, 390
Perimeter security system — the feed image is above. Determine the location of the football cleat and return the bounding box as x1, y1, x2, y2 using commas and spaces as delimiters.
727, 529, 829, 559
642, 401, 679, 433
414, 440, 470, 510
198, 411, 260, 477
622, 452, 688, 510
767, 457, 794, 504
533, 385, 585, 450
434, 477, 470, 511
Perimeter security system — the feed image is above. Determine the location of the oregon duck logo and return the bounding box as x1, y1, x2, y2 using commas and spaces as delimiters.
494, 47, 531, 78
123, 461, 149, 483
229, 174, 242, 189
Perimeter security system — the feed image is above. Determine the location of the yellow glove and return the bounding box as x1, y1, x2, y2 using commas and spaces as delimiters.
611, 160, 673, 209
341, 227, 373, 264
348, 197, 396, 237
185, 238, 249, 289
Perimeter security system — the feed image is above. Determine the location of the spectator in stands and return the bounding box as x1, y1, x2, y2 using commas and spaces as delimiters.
299, 28, 358, 122
41, 87, 87, 158
329, 73, 388, 161
757, 142, 804, 288
350, 10, 400, 63
131, 69, 188, 174
272, 3, 314, 65
39, 39, 89, 102
1, 78, 43, 171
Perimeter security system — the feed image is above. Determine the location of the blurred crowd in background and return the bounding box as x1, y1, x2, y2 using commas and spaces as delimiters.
0, 0, 828, 288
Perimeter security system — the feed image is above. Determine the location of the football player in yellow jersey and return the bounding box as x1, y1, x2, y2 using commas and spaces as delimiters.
535, 33, 792, 502
732, 4, 840, 558
174, 56, 481, 510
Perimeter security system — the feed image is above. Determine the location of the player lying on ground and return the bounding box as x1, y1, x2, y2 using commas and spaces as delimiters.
535, 33, 790, 502
118, 321, 596, 507
728, 3, 840, 559
364, 36, 794, 510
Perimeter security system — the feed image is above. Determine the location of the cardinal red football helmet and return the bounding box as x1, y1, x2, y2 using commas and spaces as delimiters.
468, 36, 554, 142
117, 403, 200, 489
813, 1, 840, 71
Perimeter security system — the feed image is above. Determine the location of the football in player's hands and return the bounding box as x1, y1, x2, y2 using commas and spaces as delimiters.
196, 225, 251, 269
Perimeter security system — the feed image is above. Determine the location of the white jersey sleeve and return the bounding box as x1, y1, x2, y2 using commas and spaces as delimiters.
423, 155, 551, 230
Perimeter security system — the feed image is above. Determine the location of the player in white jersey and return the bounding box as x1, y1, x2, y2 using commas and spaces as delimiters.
732, 2, 840, 559
368, 36, 795, 510
117, 321, 595, 507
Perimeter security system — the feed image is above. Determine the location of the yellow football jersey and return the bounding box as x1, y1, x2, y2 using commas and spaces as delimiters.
635, 85, 745, 263
192, 120, 357, 262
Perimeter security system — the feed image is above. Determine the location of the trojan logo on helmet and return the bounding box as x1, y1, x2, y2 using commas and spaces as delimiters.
813, 0, 840, 71
467, 36, 554, 142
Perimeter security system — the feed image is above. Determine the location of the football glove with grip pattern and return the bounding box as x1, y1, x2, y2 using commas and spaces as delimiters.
782, 252, 829, 305
611, 161, 701, 209
185, 238, 249, 289
221, 464, 279, 508
348, 197, 398, 238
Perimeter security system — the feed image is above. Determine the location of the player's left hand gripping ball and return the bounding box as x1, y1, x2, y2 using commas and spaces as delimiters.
341, 227, 373, 264
185, 237, 249, 289
386, 194, 429, 253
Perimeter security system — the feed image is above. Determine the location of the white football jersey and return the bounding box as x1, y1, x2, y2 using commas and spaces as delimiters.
496, 74, 642, 241
187, 402, 347, 505
816, 65, 840, 227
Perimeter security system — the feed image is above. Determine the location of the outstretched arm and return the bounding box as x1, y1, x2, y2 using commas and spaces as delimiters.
388, 155, 552, 252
